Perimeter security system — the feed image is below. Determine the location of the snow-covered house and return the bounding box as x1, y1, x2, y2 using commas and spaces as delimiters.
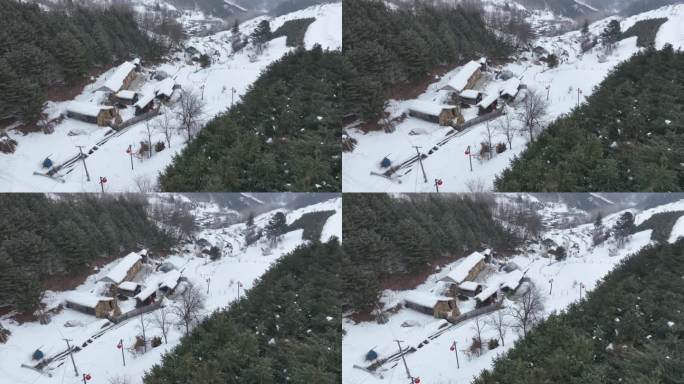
154, 78, 179, 102
474, 286, 498, 308
65, 292, 120, 318
113, 90, 139, 105
134, 92, 155, 115
404, 291, 459, 319
457, 281, 482, 297
499, 270, 525, 293
441, 60, 482, 94
458, 89, 483, 106
477, 93, 499, 115
500, 77, 522, 101
408, 100, 462, 126
440, 251, 486, 286
117, 281, 142, 297
99, 252, 143, 285
134, 285, 157, 307
97, 61, 137, 94
66, 102, 120, 126
158, 269, 182, 294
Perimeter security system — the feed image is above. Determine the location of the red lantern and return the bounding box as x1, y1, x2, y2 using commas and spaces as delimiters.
101, 177, 108, 184
117, 341, 122, 349
414, 378, 421, 384
450, 345, 455, 351
126, 147, 131, 154
436, 179, 443, 186
85, 373, 92, 381
465, 147, 470, 155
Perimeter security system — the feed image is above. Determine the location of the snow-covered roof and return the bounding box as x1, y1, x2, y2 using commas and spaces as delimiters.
500, 77, 521, 97
500, 270, 524, 290
67, 102, 113, 117
460, 89, 481, 99
404, 291, 453, 309
483, 248, 492, 255
477, 93, 499, 109
135, 285, 157, 301
159, 270, 181, 290
408, 100, 457, 117
101, 61, 136, 93
115, 90, 137, 100
102, 252, 142, 284
134, 92, 155, 109
118, 281, 140, 291
458, 281, 481, 292
132, 58, 141, 65
441, 251, 485, 284
475, 286, 498, 302
155, 78, 175, 97
65, 292, 114, 308
444, 60, 481, 92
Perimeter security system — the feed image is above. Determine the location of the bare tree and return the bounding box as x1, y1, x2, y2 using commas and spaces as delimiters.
143, 121, 153, 159
154, 105, 174, 149
516, 89, 548, 143
153, 306, 172, 344
487, 310, 510, 347
172, 283, 206, 335
496, 107, 515, 149
176, 89, 205, 141
472, 315, 487, 348
482, 121, 494, 160
137, 312, 151, 353
509, 285, 545, 337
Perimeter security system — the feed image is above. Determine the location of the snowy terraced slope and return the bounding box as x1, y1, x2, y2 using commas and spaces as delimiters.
0, 2, 341, 192
343, 198, 684, 384
0, 197, 341, 384
343, 4, 684, 193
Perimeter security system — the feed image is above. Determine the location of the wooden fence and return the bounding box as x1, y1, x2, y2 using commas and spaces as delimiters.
108, 300, 162, 324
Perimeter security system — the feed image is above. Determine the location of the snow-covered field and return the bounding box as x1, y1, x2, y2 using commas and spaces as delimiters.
342, 197, 684, 384
0, 196, 341, 384
0, 2, 341, 192
342, 4, 684, 193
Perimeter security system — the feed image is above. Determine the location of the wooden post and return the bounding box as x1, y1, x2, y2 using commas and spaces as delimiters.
64, 338, 79, 376
120, 339, 126, 366
453, 340, 460, 368
129, 144, 134, 170
413, 146, 427, 184
76, 146, 90, 182
394, 340, 413, 382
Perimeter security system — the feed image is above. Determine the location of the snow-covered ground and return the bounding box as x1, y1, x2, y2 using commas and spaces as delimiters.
0, 2, 341, 192
342, 4, 684, 193
342, 196, 684, 384
0, 196, 341, 384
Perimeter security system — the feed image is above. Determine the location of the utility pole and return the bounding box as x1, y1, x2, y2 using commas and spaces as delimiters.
201, 84, 205, 100
394, 340, 413, 382
128, 145, 134, 170
118, 339, 126, 366
579, 282, 585, 300
577, 88, 582, 108
231, 87, 237, 107
466, 145, 473, 172
206, 277, 211, 295
63, 338, 79, 377
549, 278, 554, 295
546, 84, 551, 101
76, 146, 90, 182
451, 340, 460, 368
412, 146, 427, 184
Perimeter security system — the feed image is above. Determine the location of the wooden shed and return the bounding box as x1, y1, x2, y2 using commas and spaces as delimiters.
113, 90, 139, 105
134, 286, 157, 308
499, 78, 522, 101
66, 102, 120, 126
134, 92, 155, 115
408, 100, 462, 126
158, 270, 182, 294
117, 281, 142, 297
65, 293, 121, 318
441, 60, 482, 94
404, 292, 460, 319
499, 270, 525, 293
456, 281, 483, 298
477, 94, 499, 115
459, 89, 483, 106
99, 252, 143, 285
97, 61, 137, 94
474, 286, 498, 308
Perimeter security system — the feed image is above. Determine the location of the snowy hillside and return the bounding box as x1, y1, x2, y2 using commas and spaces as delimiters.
342, 3, 684, 193
342, 196, 684, 384
0, 196, 341, 384
0, 2, 341, 192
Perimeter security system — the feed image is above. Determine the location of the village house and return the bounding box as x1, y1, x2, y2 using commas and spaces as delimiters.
65, 292, 121, 318
117, 281, 142, 297
441, 60, 482, 95
134, 92, 156, 115
440, 251, 486, 287
66, 102, 120, 126
97, 61, 137, 94
404, 291, 460, 319
158, 269, 182, 295
477, 94, 499, 115
474, 286, 498, 308
99, 252, 143, 285
112, 90, 138, 106
499, 269, 525, 293
457, 281, 483, 298
154, 78, 179, 102
134, 285, 157, 308
458, 89, 483, 106
408, 100, 463, 126
500, 77, 522, 101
